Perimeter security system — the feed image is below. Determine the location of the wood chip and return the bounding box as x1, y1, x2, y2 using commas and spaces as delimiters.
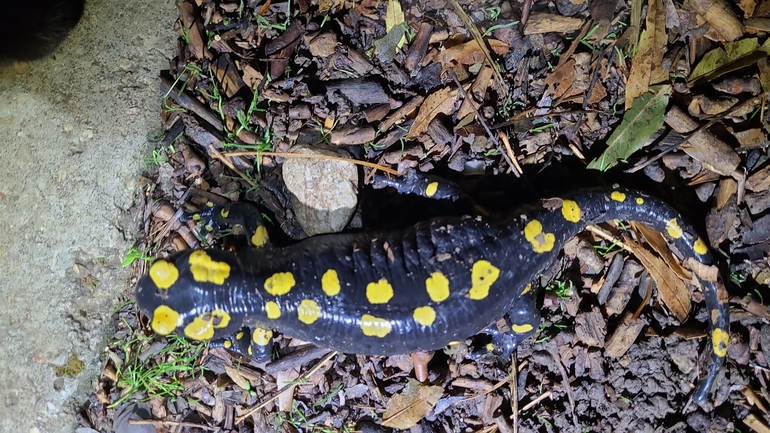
605, 313, 648, 358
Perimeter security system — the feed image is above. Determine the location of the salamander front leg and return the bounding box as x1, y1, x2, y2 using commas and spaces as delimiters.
473, 289, 540, 360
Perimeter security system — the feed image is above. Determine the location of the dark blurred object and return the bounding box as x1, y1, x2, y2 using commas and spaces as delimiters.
0, 0, 85, 62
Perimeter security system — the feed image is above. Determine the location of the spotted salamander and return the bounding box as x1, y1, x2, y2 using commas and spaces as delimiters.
136, 182, 729, 404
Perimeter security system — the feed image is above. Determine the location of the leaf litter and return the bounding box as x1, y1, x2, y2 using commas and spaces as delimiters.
78, 0, 770, 431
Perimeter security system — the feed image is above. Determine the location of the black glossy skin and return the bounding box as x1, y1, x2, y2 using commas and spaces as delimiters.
136, 187, 728, 403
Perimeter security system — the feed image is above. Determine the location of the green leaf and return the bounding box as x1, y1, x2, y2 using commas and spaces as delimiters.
689, 38, 770, 86
587, 85, 671, 171
385, 0, 406, 51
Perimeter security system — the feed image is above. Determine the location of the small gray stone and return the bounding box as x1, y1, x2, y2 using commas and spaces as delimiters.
282, 144, 359, 236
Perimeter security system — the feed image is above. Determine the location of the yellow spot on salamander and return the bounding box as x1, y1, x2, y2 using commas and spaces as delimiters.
511, 323, 534, 334
360, 314, 392, 338
712, 328, 728, 358
220, 208, 230, 218
265, 272, 295, 295
192, 214, 201, 221
666, 218, 684, 239
252, 328, 273, 346
468, 260, 500, 300
636, 197, 644, 205
524, 220, 555, 253
521, 283, 532, 295
694, 237, 708, 255
561, 199, 581, 223
224, 340, 232, 348
251, 225, 269, 247
611, 191, 626, 202
206, 201, 214, 208
366, 279, 394, 304
425, 181, 439, 197
189, 250, 231, 285
265, 301, 281, 319
151, 305, 181, 335
149, 260, 179, 290
425, 271, 450, 302
298, 299, 322, 325
413, 306, 436, 326
321, 269, 341, 296
183, 310, 231, 341
236, 331, 244, 340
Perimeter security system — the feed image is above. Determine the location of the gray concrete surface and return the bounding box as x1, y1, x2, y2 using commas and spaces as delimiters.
0, 1, 176, 431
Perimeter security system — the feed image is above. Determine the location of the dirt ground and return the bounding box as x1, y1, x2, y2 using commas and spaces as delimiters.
0, 1, 175, 431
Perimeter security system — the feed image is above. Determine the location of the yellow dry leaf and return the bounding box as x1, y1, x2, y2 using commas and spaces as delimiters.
385, 0, 406, 51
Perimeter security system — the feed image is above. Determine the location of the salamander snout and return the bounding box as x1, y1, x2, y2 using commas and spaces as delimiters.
136, 250, 245, 341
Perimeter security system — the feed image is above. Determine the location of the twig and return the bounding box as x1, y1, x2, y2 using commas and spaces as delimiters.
224, 151, 399, 175
235, 351, 338, 423
129, 419, 218, 431
448, 0, 508, 97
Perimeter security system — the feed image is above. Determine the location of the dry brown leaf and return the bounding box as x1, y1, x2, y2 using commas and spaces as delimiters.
306, 32, 338, 57
545, 58, 576, 99
626, 0, 667, 109
406, 87, 458, 139
548, 54, 609, 104
435, 40, 510, 67
632, 222, 691, 280
625, 237, 691, 321
381, 379, 443, 429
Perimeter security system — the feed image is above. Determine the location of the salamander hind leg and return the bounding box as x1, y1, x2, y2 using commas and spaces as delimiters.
209, 327, 274, 362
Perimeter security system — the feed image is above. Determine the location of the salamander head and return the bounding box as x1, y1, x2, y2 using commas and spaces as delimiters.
135, 249, 245, 342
